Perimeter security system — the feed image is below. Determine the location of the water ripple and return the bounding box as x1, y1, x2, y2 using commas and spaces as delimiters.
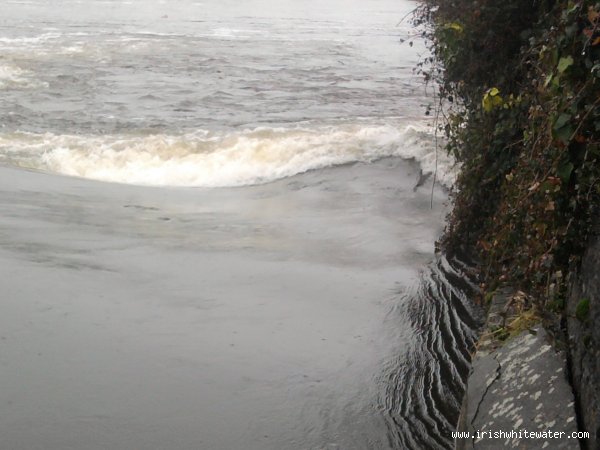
380, 255, 484, 449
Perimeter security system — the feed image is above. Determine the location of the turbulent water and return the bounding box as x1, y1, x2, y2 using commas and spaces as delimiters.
0, 0, 456, 186
0, 1, 480, 449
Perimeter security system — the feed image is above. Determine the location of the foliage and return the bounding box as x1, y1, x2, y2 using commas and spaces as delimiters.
576, 298, 591, 322
414, 0, 600, 329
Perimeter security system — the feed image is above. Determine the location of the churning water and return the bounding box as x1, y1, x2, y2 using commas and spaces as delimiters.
0, 0, 480, 449
0, 0, 457, 186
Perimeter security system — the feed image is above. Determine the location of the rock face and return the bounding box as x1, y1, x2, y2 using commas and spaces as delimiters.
457, 326, 579, 449
567, 234, 600, 449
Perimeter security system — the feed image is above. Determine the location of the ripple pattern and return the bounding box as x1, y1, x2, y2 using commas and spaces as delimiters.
381, 255, 484, 449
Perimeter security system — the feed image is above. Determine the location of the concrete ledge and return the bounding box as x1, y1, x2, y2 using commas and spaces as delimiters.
457, 325, 579, 449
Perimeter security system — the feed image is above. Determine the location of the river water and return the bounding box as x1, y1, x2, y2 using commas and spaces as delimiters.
0, 0, 481, 449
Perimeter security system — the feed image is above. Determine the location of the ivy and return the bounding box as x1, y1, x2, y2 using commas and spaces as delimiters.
413, 0, 600, 330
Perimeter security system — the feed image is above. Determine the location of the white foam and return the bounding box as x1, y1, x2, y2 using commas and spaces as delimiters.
0, 124, 456, 187
0, 63, 25, 82
0, 32, 61, 45
0, 63, 47, 89
209, 28, 269, 39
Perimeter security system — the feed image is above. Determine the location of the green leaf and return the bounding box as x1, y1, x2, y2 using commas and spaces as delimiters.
557, 162, 574, 182
566, 3, 580, 15
576, 298, 590, 322
555, 125, 574, 144
557, 56, 574, 73
553, 112, 574, 144
553, 113, 571, 130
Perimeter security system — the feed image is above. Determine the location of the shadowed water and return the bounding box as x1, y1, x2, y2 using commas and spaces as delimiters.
0, 160, 482, 450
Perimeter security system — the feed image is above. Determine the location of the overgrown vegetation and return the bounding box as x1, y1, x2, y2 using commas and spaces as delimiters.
414, 0, 600, 332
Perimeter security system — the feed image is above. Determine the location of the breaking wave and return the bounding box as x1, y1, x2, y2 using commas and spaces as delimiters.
0, 123, 456, 187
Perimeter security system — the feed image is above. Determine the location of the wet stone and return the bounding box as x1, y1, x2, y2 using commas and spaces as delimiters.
457, 326, 579, 449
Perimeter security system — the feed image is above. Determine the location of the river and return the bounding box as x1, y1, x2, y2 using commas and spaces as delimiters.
0, 0, 481, 448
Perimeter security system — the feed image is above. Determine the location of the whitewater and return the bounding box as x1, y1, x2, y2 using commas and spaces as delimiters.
0, 0, 455, 188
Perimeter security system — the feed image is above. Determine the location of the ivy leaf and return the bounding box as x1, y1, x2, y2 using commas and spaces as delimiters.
557, 56, 574, 73
482, 87, 503, 112
553, 113, 573, 144
555, 126, 574, 144
553, 113, 571, 130
557, 162, 574, 182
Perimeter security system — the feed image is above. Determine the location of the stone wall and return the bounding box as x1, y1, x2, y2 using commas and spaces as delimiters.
567, 234, 600, 449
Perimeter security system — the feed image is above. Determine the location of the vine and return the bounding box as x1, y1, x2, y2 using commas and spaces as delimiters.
414, 0, 600, 332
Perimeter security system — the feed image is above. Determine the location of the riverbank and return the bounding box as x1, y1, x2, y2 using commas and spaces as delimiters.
416, 0, 599, 446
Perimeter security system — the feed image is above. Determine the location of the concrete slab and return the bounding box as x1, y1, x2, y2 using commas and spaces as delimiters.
457, 326, 580, 449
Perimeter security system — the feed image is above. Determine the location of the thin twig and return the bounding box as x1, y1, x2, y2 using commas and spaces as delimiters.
396, 7, 419, 26
431, 85, 441, 208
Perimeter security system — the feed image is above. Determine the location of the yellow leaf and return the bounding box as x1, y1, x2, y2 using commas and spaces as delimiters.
482, 87, 503, 112
444, 22, 464, 33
